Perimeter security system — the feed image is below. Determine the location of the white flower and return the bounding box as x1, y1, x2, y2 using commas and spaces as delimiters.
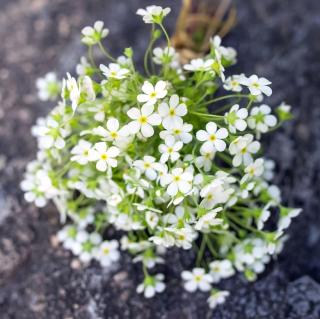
263, 159, 275, 181
257, 204, 271, 230
36, 72, 61, 101
162, 167, 193, 197
248, 104, 277, 134
224, 104, 248, 133
100, 63, 130, 80
137, 81, 168, 106
240, 74, 272, 97
196, 122, 228, 152
181, 268, 213, 292
200, 182, 233, 209
76, 57, 91, 76
136, 6, 171, 24
31, 117, 68, 150
278, 208, 302, 233
209, 260, 235, 283
158, 94, 188, 129
207, 290, 230, 309
163, 206, 194, 227
159, 136, 183, 163
195, 207, 223, 232
62, 73, 81, 113
88, 142, 120, 171
153, 47, 179, 68
223, 75, 243, 92
81, 21, 109, 45
71, 140, 92, 165
243, 158, 264, 182
229, 134, 260, 167
20, 169, 57, 207
184, 58, 212, 72
159, 121, 193, 144
195, 145, 216, 172
145, 211, 159, 229
169, 227, 197, 250
133, 156, 161, 180
92, 118, 127, 142
96, 240, 120, 267
127, 104, 161, 138
136, 274, 166, 298
211, 35, 237, 63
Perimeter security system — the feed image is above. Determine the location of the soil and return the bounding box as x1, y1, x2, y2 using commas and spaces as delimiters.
0, 0, 320, 318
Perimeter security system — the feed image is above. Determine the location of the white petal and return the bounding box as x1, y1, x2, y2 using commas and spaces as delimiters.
127, 108, 140, 120
141, 124, 154, 138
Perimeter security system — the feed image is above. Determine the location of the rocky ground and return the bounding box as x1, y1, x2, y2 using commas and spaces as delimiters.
0, 0, 320, 318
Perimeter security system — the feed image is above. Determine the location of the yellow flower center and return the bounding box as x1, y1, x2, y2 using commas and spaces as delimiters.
209, 134, 216, 142
174, 176, 181, 182
139, 116, 148, 124
169, 108, 175, 116
110, 131, 118, 139
101, 153, 108, 160
150, 92, 157, 98
195, 275, 202, 282
103, 248, 110, 255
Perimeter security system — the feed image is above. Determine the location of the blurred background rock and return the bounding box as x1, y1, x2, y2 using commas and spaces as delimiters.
0, 0, 320, 318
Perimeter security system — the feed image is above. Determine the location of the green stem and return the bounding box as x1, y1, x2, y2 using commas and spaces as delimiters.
98, 41, 116, 62
205, 235, 218, 257
201, 94, 250, 106
88, 46, 97, 68
196, 235, 207, 267
144, 25, 155, 77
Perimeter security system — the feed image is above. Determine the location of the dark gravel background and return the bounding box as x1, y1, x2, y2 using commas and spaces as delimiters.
0, 0, 320, 318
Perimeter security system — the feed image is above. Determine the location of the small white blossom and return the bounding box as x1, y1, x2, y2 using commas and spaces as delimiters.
76, 57, 91, 76
137, 80, 168, 106
96, 240, 120, 267
207, 290, 230, 309
181, 268, 213, 292
127, 104, 161, 138
133, 156, 161, 181
71, 140, 92, 165
36, 72, 61, 101
229, 134, 260, 167
224, 104, 248, 133
20, 169, 57, 207
159, 121, 193, 144
200, 182, 233, 209
195, 145, 216, 172
100, 63, 130, 80
223, 75, 243, 92
209, 260, 235, 283
162, 167, 193, 197
248, 104, 277, 134
195, 207, 223, 232
196, 122, 228, 152
159, 136, 183, 163
184, 58, 212, 72
136, 274, 166, 298
88, 142, 120, 171
81, 21, 109, 45
158, 94, 187, 129
92, 118, 128, 142
153, 47, 179, 68
145, 211, 159, 229
240, 74, 272, 97
211, 35, 237, 63
136, 6, 171, 24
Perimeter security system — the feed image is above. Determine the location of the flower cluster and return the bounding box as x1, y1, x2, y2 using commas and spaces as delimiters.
22, 5, 300, 310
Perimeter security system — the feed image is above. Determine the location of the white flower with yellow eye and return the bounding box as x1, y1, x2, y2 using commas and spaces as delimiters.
159, 136, 183, 163
81, 21, 109, 46
196, 122, 228, 152
137, 81, 168, 106
136, 6, 171, 24
158, 94, 187, 129
127, 104, 161, 138
88, 142, 120, 171
181, 268, 213, 292
100, 63, 130, 80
